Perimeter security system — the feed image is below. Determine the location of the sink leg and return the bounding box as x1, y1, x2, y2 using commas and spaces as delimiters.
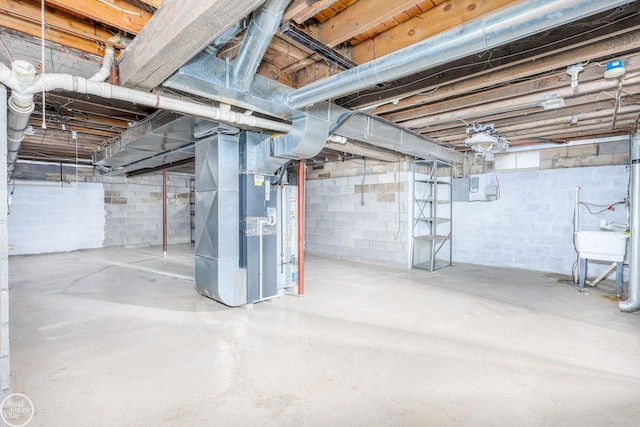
579, 258, 587, 292
616, 261, 624, 297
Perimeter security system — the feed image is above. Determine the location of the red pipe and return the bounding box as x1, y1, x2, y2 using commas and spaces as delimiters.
162, 168, 168, 256
297, 160, 305, 296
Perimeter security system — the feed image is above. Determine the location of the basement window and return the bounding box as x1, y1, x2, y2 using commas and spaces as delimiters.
495, 151, 540, 171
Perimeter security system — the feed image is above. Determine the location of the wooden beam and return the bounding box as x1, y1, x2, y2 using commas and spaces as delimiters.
0, 0, 127, 52
46, 0, 152, 34
352, 0, 519, 64
118, 0, 264, 90
283, 0, 342, 24
317, 0, 424, 48
138, 0, 162, 8
0, 14, 105, 56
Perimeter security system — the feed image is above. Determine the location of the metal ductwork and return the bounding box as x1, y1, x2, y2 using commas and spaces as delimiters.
165, 58, 463, 164
285, 0, 636, 109
620, 132, 640, 312
271, 112, 330, 160
93, 111, 210, 174
231, 0, 291, 93
194, 132, 247, 307
205, 18, 248, 57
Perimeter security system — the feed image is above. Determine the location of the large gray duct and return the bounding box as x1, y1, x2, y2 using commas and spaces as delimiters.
232, 0, 290, 93
285, 0, 636, 109
194, 132, 246, 306
620, 132, 640, 312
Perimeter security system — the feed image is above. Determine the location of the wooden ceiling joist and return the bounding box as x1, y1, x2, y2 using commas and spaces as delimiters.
352, 0, 518, 64
374, 27, 640, 117
46, 0, 152, 34
0, 0, 127, 51
283, 0, 342, 24
316, 0, 428, 48
0, 13, 106, 56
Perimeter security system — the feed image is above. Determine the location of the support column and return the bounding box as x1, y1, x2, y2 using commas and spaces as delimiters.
297, 160, 305, 297
620, 132, 640, 312
162, 168, 167, 257
1, 85, 10, 397
194, 133, 247, 307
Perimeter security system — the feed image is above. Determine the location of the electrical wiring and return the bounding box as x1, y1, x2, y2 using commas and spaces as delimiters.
579, 201, 625, 215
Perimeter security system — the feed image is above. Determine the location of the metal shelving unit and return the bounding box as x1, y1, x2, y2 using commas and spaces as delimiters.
411, 159, 453, 271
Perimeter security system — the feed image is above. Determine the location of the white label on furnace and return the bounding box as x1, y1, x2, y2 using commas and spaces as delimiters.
254, 175, 264, 186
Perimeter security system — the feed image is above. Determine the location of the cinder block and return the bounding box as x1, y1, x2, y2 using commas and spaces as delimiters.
377, 193, 395, 203
612, 153, 629, 165
567, 144, 597, 158
582, 155, 613, 167
553, 157, 582, 168
599, 140, 629, 155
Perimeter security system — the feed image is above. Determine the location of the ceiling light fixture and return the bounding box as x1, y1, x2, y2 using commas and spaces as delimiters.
464, 123, 509, 161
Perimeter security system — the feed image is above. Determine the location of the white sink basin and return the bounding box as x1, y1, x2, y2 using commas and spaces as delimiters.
575, 231, 629, 262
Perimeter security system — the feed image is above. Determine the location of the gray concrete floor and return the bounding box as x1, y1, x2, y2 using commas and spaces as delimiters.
8, 244, 640, 426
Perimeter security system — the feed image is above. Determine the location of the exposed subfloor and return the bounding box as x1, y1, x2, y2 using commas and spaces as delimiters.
8, 244, 640, 426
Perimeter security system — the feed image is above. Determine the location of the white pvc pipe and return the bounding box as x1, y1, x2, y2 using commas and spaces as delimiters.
88, 46, 115, 82
89, 34, 121, 82
0, 61, 293, 134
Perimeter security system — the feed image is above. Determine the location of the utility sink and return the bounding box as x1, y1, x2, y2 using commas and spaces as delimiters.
575, 231, 629, 262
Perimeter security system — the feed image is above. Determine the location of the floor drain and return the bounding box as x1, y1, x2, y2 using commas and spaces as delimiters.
270, 396, 288, 409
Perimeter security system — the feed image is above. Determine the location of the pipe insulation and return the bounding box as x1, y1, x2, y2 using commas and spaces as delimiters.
231, 0, 290, 92
620, 132, 640, 312
286, 0, 636, 109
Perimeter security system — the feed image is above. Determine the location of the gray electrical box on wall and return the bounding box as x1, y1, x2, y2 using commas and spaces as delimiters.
452, 174, 498, 202
452, 177, 470, 202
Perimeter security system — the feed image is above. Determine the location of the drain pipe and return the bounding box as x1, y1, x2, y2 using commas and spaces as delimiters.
620, 132, 640, 312
89, 34, 121, 82
286, 0, 635, 109
0, 61, 293, 135
231, 0, 290, 92
4, 61, 36, 177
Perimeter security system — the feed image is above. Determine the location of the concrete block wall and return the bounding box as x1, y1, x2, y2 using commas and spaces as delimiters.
305, 160, 411, 267
88, 173, 192, 248
8, 183, 106, 255
453, 165, 630, 280
7, 167, 192, 254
